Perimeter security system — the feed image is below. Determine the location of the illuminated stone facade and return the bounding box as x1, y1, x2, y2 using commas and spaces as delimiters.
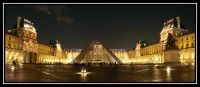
160, 17, 189, 50
110, 49, 129, 63
66, 49, 129, 64
66, 49, 82, 64
175, 33, 195, 66
5, 17, 67, 64
128, 17, 195, 66
5, 33, 23, 64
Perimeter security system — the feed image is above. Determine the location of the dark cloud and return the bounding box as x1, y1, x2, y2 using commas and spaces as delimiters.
51, 5, 66, 16
51, 5, 74, 24
29, 5, 51, 15
56, 16, 75, 24
28, 5, 74, 24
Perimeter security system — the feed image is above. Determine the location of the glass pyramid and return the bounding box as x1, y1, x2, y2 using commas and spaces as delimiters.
72, 40, 122, 64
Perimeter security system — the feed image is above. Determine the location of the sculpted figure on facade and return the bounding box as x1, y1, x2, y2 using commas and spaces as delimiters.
165, 33, 176, 49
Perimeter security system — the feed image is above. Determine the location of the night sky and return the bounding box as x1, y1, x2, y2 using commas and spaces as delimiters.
4, 4, 196, 49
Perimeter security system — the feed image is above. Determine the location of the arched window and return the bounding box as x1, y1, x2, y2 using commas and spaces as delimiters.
9, 37, 11, 40
8, 43, 11, 48
192, 43, 195, 47
181, 45, 184, 49
186, 44, 188, 48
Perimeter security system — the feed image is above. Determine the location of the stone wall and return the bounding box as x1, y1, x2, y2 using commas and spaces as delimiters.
179, 48, 195, 66
129, 52, 164, 64
164, 49, 180, 63
5, 48, 24, 64
36, 53, 67, 64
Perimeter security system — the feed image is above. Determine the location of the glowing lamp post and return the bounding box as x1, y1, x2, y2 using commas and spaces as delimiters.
166, 66, 171, 73
11, 65, 15, 71
81, 68, 87, 73
76, 67, 92, 79
166, 66, 171, 81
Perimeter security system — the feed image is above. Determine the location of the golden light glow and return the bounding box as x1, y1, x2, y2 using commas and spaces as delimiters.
81, 68, 87, 73
166, 66, 171, 72
75, 68, 92, 79
11, 66, 15, 71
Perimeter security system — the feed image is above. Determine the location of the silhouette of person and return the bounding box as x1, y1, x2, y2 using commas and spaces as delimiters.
12, 60, 16, 67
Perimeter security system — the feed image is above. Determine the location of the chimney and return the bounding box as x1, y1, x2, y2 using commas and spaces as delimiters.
176, 17, 180, 28
17, 17, 21, 28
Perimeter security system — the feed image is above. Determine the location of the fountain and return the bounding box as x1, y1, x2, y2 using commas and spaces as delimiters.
76, 67, 92, 79
81, 68, 87, 73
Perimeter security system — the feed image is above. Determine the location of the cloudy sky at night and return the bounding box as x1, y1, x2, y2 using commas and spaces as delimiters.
4, 4, 196, 49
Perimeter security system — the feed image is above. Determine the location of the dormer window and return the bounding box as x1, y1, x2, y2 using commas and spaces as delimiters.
24, 23, 30, 28
170, 24, 174, 28
143, 43, 146, 46
9, 37, 11, 40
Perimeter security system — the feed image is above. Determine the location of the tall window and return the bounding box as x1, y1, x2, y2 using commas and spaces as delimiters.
181, 45, 184, 49
192, 43, 195, 47
186, 44, 188, 48
14, 43, 16, 49
8, 43, 11, 48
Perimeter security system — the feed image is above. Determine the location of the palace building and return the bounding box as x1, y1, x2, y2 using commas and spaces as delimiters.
128, 17, 195, 66
5, 17, 67, 64
4, 17, 195, 66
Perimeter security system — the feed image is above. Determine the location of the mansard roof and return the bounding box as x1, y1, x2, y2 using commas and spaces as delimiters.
11, 17, 36, 33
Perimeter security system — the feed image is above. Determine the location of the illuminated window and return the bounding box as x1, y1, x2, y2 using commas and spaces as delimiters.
186, 44, 188, 48
170, 24, 174, 27
8, 43, 11, 48
192, 43, 195, 47
181, 45, 184, 49
9, 37, 11, 40
143, 43, 146, 46
14, 44, 16, 49
94, 44, 102, 48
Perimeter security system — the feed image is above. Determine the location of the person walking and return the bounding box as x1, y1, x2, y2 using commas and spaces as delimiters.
12, 60, 16, 67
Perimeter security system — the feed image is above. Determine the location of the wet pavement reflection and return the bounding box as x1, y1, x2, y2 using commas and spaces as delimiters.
5, 64, 195, 82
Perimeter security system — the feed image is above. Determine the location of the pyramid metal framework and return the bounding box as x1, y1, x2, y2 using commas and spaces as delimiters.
71, 40, 122, 64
